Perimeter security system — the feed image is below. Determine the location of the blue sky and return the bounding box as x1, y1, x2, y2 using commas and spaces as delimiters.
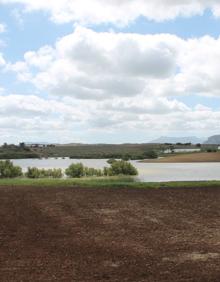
0, 1, 220, 144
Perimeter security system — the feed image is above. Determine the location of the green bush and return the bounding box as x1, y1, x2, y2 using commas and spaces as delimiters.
26, 167, 63, 178
65, 163, 84, 178
105, 160, 138, 176
65, 163, 104, 178
26, 167, 41, 178
207, 149, 217, 153
122, 154, 131, 161
143, 150, 158, 159
107, 158, 117, 164
41, 168, 63, 178
84, 167, 103, 177
0, 160, 23, 178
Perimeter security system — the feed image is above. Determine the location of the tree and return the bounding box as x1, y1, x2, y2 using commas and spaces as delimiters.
0, 160, 22, 178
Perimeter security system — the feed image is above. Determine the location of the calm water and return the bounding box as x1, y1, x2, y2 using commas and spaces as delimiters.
11, 158, 220, 182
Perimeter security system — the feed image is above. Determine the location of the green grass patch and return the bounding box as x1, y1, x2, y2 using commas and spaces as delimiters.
0, 177, 220, 189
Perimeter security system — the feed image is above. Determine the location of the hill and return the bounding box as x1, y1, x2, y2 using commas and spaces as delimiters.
150, 136, 204, 144
204, 135, 220, 145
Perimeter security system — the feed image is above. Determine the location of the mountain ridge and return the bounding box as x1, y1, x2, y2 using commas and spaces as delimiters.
151, 136, 205, 144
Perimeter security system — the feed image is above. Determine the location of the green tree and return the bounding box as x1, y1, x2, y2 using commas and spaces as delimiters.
0, 160, 23, 178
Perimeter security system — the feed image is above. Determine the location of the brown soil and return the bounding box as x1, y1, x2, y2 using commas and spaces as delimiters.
0, 186, 220, 282
144, 152, 220, 163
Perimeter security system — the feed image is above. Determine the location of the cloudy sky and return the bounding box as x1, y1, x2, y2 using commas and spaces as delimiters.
0, 0, 220, 144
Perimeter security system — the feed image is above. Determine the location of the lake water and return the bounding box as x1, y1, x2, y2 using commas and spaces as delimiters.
11, 158, 220, 182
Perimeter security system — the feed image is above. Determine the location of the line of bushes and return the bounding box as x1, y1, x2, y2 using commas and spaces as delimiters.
0, 160, 138, 179
25, 167, 63, 179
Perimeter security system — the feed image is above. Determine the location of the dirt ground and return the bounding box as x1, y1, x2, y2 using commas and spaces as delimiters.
0, 186, 220, 282
144, 152, 220, 163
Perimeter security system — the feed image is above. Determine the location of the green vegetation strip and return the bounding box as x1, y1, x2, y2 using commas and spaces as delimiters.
0, 177, 220, 189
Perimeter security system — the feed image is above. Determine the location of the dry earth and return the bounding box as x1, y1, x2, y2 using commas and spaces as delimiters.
144, 152, 220, 163
0, 186, 220, 281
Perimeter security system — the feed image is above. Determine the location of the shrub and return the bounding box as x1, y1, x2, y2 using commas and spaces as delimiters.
41, 168, 63, 178
26, 167, 41, 178
105, 160, 138, 176
26, 167, 63, 178
50, 168, 63, 178
84, 167, 103, 177
143, 150, 158, 159
0, 160, 23, 178
65, 163, 84, 178
107, 158, 117, 164
207, 149, 217, 153
122, 154, 131, 161
65, 163, 104, 178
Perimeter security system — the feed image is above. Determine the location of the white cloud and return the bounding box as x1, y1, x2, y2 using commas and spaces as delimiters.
9, 27, 182, 100
0, 94, 89, 143
9, 27, 220, 101
1, 0, 220, 25
0, 53, 5, 66
1, 93, 220, 143
0, 23, 6, 33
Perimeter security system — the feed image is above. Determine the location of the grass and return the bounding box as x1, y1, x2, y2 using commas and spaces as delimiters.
0, 177, 220, 189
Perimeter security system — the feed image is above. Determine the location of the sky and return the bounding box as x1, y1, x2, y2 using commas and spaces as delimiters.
0, 0, 220, 144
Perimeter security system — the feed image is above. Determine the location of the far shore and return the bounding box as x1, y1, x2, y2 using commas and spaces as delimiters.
143, 151, 220, 163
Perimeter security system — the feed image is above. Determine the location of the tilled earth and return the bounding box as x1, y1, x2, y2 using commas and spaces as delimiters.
0, 186, 220, 282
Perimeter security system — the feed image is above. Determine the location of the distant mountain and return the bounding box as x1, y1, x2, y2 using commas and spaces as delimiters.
151, 136, 204, 144
204, 135, 220, 145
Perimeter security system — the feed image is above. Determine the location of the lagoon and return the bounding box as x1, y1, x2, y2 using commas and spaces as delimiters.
11, 158, 220, 182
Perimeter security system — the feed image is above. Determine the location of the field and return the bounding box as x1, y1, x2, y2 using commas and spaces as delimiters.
0, 184, 220, 281
0, 144, 39, 159
144, 151, 220, 163
32, 143, 166, 159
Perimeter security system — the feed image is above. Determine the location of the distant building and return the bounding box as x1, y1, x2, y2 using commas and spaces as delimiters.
164, 148, 201, 154
24, 142, 55, 148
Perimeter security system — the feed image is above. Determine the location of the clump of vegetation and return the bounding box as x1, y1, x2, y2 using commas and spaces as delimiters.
26, 167, 63, 178
206, 149, 217, 153
66, 160, 138, 178
107, 158, 117, 164
65, 163, 103, 178
0, 143, 40, 159
65, 163, 85, 178
104, 160, 138, 176
143, 150, 158, 159
0, 159, 138, 180
0, 160, 23, 178
84, 167, 103, 177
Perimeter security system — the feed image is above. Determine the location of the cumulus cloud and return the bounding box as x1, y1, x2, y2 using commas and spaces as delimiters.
8, 27, 181, 100
0, 94, 89, 143
1, 0, 220, 25
8, 27, 220, 101
1, 93, 220, 143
